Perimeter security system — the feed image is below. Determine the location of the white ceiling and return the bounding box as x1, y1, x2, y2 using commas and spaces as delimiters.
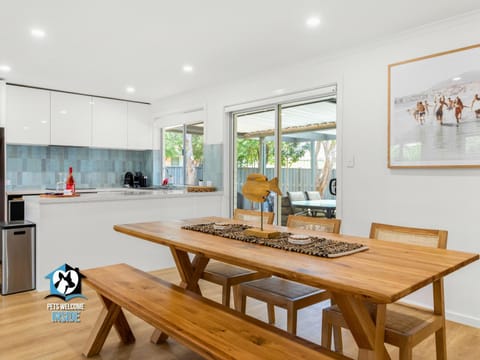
0, 1, 478, 102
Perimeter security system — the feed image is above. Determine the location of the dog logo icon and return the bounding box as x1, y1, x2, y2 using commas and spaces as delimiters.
45, 264, 86, 301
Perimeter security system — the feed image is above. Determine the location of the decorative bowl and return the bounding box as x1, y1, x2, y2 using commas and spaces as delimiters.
288, 234, 312, 245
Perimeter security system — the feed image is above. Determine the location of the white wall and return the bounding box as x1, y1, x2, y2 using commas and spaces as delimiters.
153, 11, 480, 327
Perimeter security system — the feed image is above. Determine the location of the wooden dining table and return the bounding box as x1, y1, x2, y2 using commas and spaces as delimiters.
114, 216, 479, 360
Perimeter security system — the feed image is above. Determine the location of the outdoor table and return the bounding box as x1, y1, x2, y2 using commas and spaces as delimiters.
292, 199, 337, 218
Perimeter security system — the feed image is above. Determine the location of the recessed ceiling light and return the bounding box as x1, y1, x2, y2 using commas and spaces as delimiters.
183, 65, 194, 73
0, 65, 11, 72
306, 17, 321, 28
126, 86, 136, 93
40, 120, 48, 124
59, 110, 68, 115
31, 28, 46, 38
452, 77, 461, 81
273, 88, 285, 95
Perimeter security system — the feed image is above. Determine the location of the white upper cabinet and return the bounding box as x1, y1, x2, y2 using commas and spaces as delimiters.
127, 103, 153, 150
51, 92, 92, 146
6, 86, 51, 145
92, 98, 128, 148
0, 81, 6, 127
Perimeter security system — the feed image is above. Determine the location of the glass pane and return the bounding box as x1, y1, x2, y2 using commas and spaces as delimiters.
234, 109, 275, 211
185, 122, 204, 185
163, 125, 184, 185
280, 99, 336, 222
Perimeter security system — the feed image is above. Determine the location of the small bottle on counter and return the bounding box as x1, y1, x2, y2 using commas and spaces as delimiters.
65, 167, 76, 194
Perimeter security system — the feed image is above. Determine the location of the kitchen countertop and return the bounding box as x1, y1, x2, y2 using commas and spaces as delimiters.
6, 186, 189, 196
23, 188, 223, 204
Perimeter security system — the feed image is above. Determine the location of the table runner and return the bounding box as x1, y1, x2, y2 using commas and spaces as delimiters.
182, 223, 368, 258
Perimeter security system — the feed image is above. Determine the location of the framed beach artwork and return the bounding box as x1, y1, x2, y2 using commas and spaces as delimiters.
388, 44, 480, 168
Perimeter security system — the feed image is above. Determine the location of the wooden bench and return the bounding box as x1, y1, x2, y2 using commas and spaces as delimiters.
82, 263, 348, 359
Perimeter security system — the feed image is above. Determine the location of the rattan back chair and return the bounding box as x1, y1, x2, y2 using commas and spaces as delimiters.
200, 209, 273, 308
235, 216, 342, 335
321, 222, 448, 360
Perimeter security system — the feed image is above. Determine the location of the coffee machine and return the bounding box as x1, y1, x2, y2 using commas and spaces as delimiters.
134, 172, 148, 187
124, 172, 134, 187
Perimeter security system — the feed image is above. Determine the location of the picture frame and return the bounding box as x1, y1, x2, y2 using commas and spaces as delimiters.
388, 44, 480, 168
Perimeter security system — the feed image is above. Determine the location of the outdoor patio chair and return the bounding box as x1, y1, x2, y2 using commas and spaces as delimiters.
287, 191, 310, 216
305, 191, 326, 217
305, 191, 321, 200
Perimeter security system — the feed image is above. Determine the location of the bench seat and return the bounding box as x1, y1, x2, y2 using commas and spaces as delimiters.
82, 263, 347, 360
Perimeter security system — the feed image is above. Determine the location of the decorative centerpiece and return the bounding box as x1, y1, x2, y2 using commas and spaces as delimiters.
241, 173, 282, 239
288, 234, 313, 245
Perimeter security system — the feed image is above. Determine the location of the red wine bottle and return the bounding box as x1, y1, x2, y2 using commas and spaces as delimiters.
65, 167, 76, 193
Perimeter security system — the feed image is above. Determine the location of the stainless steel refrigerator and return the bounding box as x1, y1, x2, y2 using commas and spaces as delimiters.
0, 80, 36, 295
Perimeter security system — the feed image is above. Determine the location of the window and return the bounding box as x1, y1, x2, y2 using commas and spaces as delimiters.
162, 122, 204, 185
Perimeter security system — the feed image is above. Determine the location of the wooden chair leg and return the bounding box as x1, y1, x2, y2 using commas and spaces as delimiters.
222, 284, 231, 307
83, 299, 122, 357
321, 319, 332, 349
435, 326, 447, 360
239, 292, 247, 314
286, 305, 297, 335
232, 285, 241, 311
151, 330, 169, 344
332, 326, 343, 352
399, 346, 413, 360
267, 303, 275, 325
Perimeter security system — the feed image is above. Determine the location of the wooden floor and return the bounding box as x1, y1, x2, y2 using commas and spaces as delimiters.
0, 267, 479, 359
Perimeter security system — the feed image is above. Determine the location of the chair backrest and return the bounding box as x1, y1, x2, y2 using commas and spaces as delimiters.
369, 222, 447, 249
287, 215, 341, 234
287, 191, 306, 202
305, 191, 321, 200
234, 209, 274, 225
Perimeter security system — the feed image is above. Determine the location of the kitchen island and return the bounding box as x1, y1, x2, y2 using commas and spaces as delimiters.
25, 189, 224, 291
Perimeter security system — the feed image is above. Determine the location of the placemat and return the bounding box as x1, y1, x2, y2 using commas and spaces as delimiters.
182, 223, 368, 258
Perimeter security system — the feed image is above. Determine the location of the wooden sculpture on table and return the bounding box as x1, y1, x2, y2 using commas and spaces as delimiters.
241, 173, 283, 238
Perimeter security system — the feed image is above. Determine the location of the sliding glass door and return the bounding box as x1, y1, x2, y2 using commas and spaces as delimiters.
232, 94, 337, 224
233, 108, 276, 211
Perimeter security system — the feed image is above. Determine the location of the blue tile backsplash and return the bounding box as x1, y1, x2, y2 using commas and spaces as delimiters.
7, 145, 153, 189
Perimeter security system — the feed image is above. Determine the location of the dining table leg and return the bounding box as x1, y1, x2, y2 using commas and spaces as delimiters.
332, 293, 390, 360
151, 247, 210, 344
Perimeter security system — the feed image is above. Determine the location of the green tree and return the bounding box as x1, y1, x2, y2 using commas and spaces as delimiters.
237, 139, 260, 167
281, 141, 309, 167
236, 138, 309, 168
191, 134, 204, 164
164, 131, 183, 163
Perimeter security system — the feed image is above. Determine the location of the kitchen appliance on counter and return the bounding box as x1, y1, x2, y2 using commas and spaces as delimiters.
124, 172, 134, 188
1, 221, 36, 295
124, 171, 148, 188
134, 171, 148, 188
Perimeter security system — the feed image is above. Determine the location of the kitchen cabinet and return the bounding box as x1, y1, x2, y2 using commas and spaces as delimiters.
0, 81, 6, 127
92, 98, 128, 148
127, 103, 152, 150
6, 86, 50, 145
51, 92, 92, 146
